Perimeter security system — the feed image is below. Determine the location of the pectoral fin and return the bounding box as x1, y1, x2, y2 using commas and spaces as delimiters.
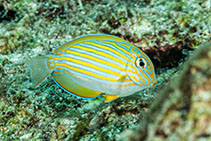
102, 94, 120, 103
118, 74, 127, 82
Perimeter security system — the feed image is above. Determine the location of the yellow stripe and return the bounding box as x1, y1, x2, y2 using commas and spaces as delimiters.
47, 61, 54, 69
54, 56, 121, 77
133, 69, 145, 84
119, 43, 154, 72
56, 68, 63, 70
54, 62, 141, 84
58, 53, 148, 85
53, 69, 64, 74
71, 45, 127, 66
121, 42, 148, 59
143, 68, 153, 85
121, 78, 132, 83
122, 82, 137, 87
138, 69, 149, 83
71, 44, 140, 74
119, 42, 139, 52
99, 40, 132, 57
55, 50, 141, 83
55, 63, 120, 82
56, 53, 65, 56
54, 41, 151, 85
100, 41, 155, 79
56, 44, 141, 77
54, 71, 64, 75
65, 49, 125, 71
96, 40, 141, 71
94, 40, 132, 61
118, 42, 131, 50
54, 34, 127, 53
84, 41, 131, 62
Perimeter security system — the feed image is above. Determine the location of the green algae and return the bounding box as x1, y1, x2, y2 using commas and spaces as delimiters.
0, 0, 210, 140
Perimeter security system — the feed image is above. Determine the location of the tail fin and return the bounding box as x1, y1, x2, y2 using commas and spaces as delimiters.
25, 56, 52, 87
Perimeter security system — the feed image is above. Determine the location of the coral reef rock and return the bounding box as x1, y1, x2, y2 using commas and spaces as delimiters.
124, 42, 211, 141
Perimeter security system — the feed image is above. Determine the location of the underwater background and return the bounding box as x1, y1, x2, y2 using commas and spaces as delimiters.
0, 0, 210, 140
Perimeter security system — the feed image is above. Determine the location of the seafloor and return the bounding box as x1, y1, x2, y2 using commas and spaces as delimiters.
0, 0, 210, 140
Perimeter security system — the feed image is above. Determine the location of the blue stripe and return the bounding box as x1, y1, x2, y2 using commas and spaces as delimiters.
66, 47, 126, 68
146, 67, 153, 76
99, 40, 154, 77
136, 69, 149, 85
54, 69, 64, 73
119, 42, 151, 61
57, 53, 122, 74
63, 44, 145, 84
54, 60, 119, 79
76, 42, 128, 63
142, 69, 153, 82
55, 34, 121, 51
45, 59, 51, 71
93, 40, 134, 65
92, 40, 131, 58
98, 40, 132, 56
52, 34, 156, 90
120, 42, 154, 73
53, 66, 135, 86
52, 68, 149, 95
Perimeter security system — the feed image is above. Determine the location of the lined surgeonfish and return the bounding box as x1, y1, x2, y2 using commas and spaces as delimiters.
26, 34, 157, 103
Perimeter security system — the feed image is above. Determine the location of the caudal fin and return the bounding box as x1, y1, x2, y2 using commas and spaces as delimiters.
25, 56, 52, 87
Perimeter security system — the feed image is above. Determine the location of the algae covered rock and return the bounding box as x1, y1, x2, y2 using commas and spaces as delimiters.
125, 42, 211, 141
0, 0, 210, 140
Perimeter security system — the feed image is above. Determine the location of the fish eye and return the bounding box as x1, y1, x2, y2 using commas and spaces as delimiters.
136, 58, 147, 69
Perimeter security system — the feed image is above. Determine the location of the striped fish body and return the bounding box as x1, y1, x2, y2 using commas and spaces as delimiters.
26, 34, 157, 103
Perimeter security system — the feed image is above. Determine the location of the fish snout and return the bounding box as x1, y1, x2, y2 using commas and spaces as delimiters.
147, 79, 157, 88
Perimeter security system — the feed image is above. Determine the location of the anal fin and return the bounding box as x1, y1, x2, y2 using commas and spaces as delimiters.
102, 94, 120, 103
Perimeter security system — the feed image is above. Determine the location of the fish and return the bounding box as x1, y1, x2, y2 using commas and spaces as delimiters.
26, 34, 157, 103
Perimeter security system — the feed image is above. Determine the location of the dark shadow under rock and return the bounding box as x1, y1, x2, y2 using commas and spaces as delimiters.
0, 4, 17, 22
